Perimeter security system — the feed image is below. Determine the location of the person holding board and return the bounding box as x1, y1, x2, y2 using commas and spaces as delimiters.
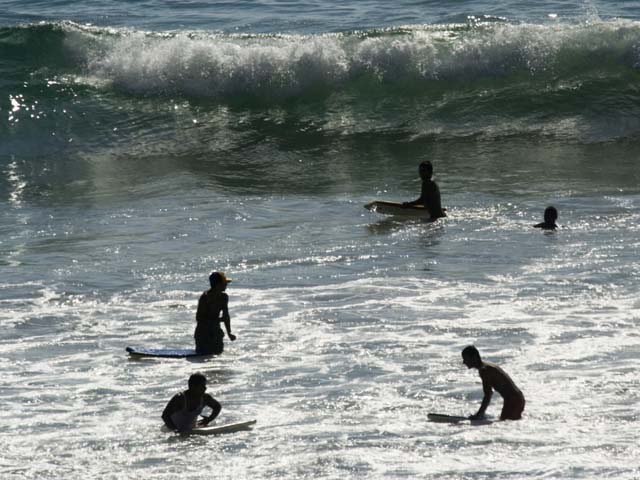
194, 271, 236, 355
162, 373, 221, 432
402, 160, 446, 221
462, 345, 525, 421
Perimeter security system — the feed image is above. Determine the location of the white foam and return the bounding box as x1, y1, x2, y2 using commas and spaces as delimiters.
57, 20, 640, 98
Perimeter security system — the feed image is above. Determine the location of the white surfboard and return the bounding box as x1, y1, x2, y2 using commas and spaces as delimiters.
428, 413, 493, 425
185, 419, 257, 436
364, 200, 432, 217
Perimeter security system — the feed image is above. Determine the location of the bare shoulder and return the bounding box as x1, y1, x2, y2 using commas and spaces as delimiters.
165, 392, 184, 410
480, 361, 506, 378
204, 393, 220, 406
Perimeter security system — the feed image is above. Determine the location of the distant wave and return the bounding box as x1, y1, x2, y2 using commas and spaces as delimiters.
2, 20, 640, 103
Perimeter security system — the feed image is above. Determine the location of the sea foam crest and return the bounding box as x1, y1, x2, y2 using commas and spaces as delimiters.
79, 32, 351, 98
57, 20, 640, 99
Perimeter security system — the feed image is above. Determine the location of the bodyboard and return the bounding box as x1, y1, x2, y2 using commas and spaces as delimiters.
365, 201, 432, 217
428, 413, 493, 425
126, 346, 213, 359
186, 419, 257, 436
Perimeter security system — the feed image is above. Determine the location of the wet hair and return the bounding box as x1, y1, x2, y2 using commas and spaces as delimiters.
544, 206, 558, 223
188, 372, 207, 389
419, 160, 433, 176
462, 345, 481, 361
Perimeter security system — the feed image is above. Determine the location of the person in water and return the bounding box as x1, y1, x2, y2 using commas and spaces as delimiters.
402, 160, 446, 220
194, 271, 236, 355
462, 345, 525, 421
162, 373, 221, 432
534, 206, 558, 230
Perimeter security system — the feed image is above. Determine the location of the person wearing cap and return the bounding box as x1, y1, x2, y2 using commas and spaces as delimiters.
194, 271, 236, 355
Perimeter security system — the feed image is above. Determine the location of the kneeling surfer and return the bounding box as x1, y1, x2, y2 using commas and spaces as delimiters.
462, 345, 525, 421
194, 271, 236, 354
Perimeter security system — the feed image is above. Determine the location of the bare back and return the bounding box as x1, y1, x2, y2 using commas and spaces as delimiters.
479, 361, 523, 401
420, 179, 445, 219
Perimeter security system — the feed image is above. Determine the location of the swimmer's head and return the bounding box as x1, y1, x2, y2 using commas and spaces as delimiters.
419, 160, 433, 179
188, 372, 207, 390
544, 206, 558, 224
462, 345, 482, 368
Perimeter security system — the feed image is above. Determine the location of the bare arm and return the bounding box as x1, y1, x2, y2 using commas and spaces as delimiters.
198, 395, 222, 426
404, 181, 438, 211
404, 196, 423, 206
470, 377, 493, 420
161, 394, 182, 430
221, 295, 236, 341
195, 293, 207, 323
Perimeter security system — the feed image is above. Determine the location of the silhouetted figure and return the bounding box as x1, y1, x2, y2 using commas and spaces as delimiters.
402, 160, 446, 220
162, 373, 221, 432
194, 271, 236, 354
534, 206, 558, 230
462, 345, 525, 421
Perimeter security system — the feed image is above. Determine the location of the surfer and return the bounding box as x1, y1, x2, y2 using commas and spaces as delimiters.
462, 345, 525, 421
534, 206, 558, 230
194, 271, 236, 355
162, 373, 221, 432
402, 160, 446, 220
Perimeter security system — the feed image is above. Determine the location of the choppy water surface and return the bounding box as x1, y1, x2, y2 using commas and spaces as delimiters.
2, 1, 640, 478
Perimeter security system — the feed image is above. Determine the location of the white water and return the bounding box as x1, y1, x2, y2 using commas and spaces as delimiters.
3, 1, 640, 478
2, 188, 639, 478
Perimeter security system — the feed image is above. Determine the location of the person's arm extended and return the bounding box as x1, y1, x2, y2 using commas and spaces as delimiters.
195, 293, 207, 322
405, 181, 431, 208
198, 395, 222, 426
162, 395, 181, 430
403, 196, 422, 207
470, 380, 493, 420
221, 295, 236, 341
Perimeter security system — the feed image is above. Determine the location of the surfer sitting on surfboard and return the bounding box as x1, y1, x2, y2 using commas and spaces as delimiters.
462, 346, 525, 421
402, 160, 446, 221
194, 271, 236, 355
534, 206, 558, 230
162, 373, 221, 432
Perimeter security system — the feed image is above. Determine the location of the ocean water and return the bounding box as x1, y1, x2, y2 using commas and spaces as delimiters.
2, 0, 640, 478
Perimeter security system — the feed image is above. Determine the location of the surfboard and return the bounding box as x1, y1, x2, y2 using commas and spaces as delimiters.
364, 200, 432, 217
126, 346, 213, 359
185, 419, 257, 436
428, 413, 468, 423
428, 413, 493, 425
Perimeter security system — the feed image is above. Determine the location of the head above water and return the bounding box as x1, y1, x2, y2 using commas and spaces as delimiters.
462, 345, 482, 368
544, 206, 558, 224
209, 271, 231, 289
419, 160, 433, 179
188, 372, 207, 390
